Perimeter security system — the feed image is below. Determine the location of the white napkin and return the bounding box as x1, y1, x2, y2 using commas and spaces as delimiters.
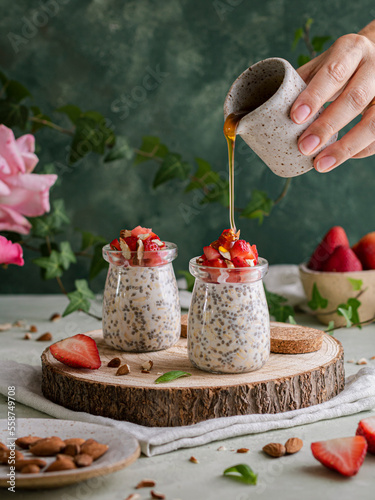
0, 360, 374, 456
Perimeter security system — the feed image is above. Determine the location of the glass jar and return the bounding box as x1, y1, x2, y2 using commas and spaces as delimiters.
102, 242, 180, 352
187, 257, 270, 374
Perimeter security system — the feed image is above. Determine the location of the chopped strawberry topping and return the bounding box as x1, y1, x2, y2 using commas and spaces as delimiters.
131, 225, 152, 237
218, 228, 240, 250
231, 257, 249, 267
125, 236, 138, 251
230, 240, 257, 261
110, 238, 121, 251
203, 246, 220, 261
112, 226, 166, 267
144, 239, 160, 252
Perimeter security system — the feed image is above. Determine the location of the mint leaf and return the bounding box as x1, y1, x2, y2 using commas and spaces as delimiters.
59, 241, 76, 270
56, 104, 82, 124
223, 464, 257, 485
134, 136, 169, 165
307, 283, 328, 310
264, 286, 295, 323
33, 251, 63, 280
153, 153, 190, 188
62, 291, 90, 317
241, 190, 274, 224
338, 298, 361, 329
348, 278, 363, 291
75, 279, 95, 299
326, 320, 335, 334
154, 371, 191, 384
312, 36, 331, 53
178, 270, 195, 293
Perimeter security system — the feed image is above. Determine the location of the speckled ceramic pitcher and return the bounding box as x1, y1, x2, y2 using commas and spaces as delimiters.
224, 57, 337, 177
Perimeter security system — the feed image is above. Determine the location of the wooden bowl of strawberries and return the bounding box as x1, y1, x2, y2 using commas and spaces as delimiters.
299, 227, 375, 327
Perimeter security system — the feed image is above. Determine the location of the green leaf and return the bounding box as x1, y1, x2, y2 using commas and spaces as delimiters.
307, 283, 328, 310
178, 270, 195, 293
51, 199, 70, 228
104, 136, 133, 162
31, 216, 54, 238
223, 464, 258, 485
75, 279, 95, 299
33, 251, 63, 280
338, 298, 361, 329
62, 291, 90, 317
69, 115, 115, 163
5, 80, 31, 103
134, 136, 169, 165
292, 27, 304, 50
0, 71, 8, 85
348, 278, 363, 292
305, 17, 314, 29
311, 36, 331, 53
326, 320, 335, 334
154, 371, 191, 384
264, 286, 295, 323
59, 241, 77, 270
241, 190, 274, 224
30, 106, 52, 132
79, 230, 106, 251
56, 104, 82, 124
185, 157, 221, 192
0, 101, 29, 129
297, 54, 311, 67
288, 315, 297, 325
337, 305, 353, 328
200, 180, 229, 207
89, 244, 108, 280
153, 153, 191, 188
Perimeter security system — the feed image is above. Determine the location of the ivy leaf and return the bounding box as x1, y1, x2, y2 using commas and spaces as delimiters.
338, 298, 361, 329
89, 244, 108, 280
154, 371, 191, 384
33, 251, 63, 280
200, 180, 229, 207
134, 136, 169, 165
51, 199, 70, 228
312, 36, 331, 53
153, 153, 191, 188
241, 190, 274, 224
337, 305, 353, 328
326, 320, 335, 334
305, 18, 314, 29
347, 278, 363, 292
79, 230, 107, 251
307, 283, 328, 310
62, 290, 90, 317
30, 106, 52, 132
104, 136, 133, 162
178, 270, 195, 293
59, 241, 76, 270
288, 315, 297, 325
185, 158, 221, 192
56, 104, 82, 125
264, 286, 295, 322
75, 279, 95, 299
292, 27, 304, 50
298, 54, 311, 67
5, 80, 31, 103
223, 464, 258, 485
69, 115, 115, 163
31, 216, 54, 238
0, 101, 29, 129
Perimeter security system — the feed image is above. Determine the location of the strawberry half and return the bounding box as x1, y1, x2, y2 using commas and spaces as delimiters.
311, 436, 367, 476
49, 334, 101, 370
110, 238, 121, 251
356, 416, 375, 454
323, 246, 363, 272
308, 226, 349, 271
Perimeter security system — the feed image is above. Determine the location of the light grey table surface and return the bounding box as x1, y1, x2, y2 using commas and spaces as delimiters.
0, 294, 375, 500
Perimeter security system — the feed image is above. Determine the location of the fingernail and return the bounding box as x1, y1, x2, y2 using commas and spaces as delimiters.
293, 104, 311, 124
299, 134, 320, 155
316, 156, 336, 172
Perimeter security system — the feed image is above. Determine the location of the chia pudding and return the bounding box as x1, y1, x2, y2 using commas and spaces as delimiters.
102, 229, 180, 352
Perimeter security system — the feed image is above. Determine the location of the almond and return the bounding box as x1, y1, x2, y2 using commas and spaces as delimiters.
116, 364, 130, 376
107, 357, 121, 368
237, 448, 249, 453
135, 479, 156, 489
14, 459, 47, 471
262, 443, 286, 458
29, 325, 38, 333
20, 464, 40, 474
15, 436, 42, 449
37, 332, 52, 341
136, 238, 144, 261
0, 450, 24, 464
64, 438, 85, 447
50, 313, 61, 322
285, 437, 303, 454
151, 491, 165, 500
141, 360, 153, 372
64, 443, 80, 457
120, 229, 132, 239
0, 323, 12, 331
357, 358, 368, 365
45, 456, 77, 472
125, 494, 141, 500
120, 239, 131, 259
74, 453, 93, 468
189, 456, 199, 463
56, 453, 75, 461
80, 439, 108, 460
29, 436, 65, 456
24, 333, 32, 340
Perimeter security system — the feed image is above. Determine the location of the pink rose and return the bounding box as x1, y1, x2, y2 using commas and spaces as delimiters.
0, 235, 24, 266
0, 125, 57, 234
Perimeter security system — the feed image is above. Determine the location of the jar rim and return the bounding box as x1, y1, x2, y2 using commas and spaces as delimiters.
189, 256, 268, 283
103, 241, 178, 267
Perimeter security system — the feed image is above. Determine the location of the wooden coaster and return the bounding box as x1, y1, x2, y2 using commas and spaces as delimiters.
180, 314, 188, 338
270, 323, 324, 354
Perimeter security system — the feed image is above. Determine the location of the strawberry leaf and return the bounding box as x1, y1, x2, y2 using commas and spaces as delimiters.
33, 251, 63, 280
347, 278, 363, 291
62, 291, 90, 317
307, 283, 328, 310
154, 371, 191, 384
223, 464, 257, 485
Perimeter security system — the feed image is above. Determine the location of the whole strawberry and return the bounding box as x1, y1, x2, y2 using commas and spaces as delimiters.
352, 232, 375, 270
308, 226, 349, 271
322, 246, 362, 272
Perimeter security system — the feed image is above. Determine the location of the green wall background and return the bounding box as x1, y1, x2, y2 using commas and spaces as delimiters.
1, 0, 374, 293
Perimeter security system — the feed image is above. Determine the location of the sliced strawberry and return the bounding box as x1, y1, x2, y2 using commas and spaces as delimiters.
131, 225, 152, 237
323, 246, 363, 272
203, 246, 220, 261
144, 239, 160, 252
230, 240, 257, 261
232, 256, 249, 267
356, 416, 375, 454
124, 236, 137, 251
218, 228, 239, 250
311, 436, 367, 477
110, 238, 121, 251
207, 258, 227, 268
352, 232, 375, 270
49, 334, 101, 370
308, 226, 349, 271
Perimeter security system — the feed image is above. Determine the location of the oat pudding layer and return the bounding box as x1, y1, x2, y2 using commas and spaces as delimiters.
188, 279, 270, 373
103, 262, 181, 352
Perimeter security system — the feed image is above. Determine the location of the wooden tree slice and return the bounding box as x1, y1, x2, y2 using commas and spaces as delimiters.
41, 329, 344, 427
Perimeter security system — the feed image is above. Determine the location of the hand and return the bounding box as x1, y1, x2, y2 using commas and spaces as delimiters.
290, 32, 375, 173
